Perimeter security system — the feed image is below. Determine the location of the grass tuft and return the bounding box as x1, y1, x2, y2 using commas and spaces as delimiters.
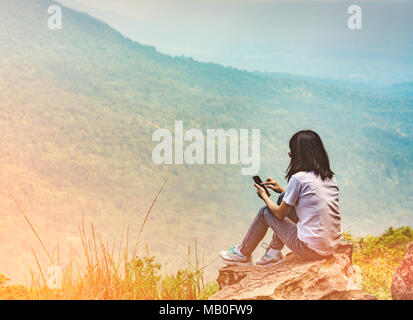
0, 220, 217, 300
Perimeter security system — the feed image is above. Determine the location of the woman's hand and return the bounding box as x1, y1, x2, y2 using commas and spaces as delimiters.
254, 183, 269, 200
261, 178, 286, 193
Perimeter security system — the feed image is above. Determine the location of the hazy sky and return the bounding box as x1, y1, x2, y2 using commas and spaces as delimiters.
57, 0, 413, 85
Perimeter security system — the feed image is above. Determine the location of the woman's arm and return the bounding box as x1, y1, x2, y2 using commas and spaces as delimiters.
254, 184, 292, 220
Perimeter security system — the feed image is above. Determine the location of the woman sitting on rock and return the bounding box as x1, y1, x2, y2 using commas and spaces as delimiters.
220, 130, 342, 266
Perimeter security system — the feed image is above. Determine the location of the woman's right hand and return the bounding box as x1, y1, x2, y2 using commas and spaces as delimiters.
261, 178, 286, 193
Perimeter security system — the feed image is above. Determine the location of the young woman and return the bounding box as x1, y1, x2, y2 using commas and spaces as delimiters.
220, 130, 342, 266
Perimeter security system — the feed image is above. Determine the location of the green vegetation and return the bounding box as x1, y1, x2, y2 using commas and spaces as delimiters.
0, 0, 412, 284
344, 226, 413, 300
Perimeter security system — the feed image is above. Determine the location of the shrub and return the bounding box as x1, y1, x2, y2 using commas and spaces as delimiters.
343, 226, 413, 300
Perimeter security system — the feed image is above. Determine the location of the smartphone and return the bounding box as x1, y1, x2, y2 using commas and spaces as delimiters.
253, 176, 271, 197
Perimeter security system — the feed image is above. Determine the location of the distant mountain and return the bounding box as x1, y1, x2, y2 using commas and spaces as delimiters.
58, 0, 413, 86
0, 0, 412, 283
383, 82, 413, 98
254, 71, 380, 93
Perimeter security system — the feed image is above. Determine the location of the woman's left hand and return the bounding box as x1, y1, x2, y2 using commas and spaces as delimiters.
254, 183, 268, 200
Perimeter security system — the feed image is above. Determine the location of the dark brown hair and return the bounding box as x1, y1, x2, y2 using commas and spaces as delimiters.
285, 130, 334, 181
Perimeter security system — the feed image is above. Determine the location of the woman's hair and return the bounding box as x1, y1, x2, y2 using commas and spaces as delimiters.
285, 130, 334, 181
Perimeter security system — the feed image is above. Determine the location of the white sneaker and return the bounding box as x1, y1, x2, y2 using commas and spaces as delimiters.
219, 246, 252, 266
256, 250, 284, 266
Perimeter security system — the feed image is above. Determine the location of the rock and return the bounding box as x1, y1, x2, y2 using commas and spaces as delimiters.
391, 242, 413, 300
210, 244, 376, 300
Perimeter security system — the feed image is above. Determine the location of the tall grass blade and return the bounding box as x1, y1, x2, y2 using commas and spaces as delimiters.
9, 190, 52, 263
138, 173, 170, 238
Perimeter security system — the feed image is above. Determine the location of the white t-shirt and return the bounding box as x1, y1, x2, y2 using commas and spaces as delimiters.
283, 171, 342, 256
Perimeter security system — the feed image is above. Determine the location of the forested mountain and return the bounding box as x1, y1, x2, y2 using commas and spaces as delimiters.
384, 82, 413, 98
0, 0, 412, 282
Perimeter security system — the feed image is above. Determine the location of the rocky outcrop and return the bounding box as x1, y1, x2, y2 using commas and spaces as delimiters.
210, 244, 376, 300
391, 242, 413, 300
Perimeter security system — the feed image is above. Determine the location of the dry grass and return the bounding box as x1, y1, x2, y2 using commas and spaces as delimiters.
0, 219, 217, 300
0, 177, 218, 300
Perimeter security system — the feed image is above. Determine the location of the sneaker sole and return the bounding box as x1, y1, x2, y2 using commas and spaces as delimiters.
256, 259, 285, 267
219, 255, 252, 266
